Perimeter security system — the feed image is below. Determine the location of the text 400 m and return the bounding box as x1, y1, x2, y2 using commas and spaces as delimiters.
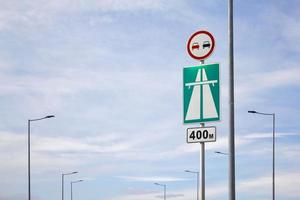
189, 130, 214, 140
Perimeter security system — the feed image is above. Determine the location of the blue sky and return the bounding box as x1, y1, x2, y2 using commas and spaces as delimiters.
0, 0, 299, 200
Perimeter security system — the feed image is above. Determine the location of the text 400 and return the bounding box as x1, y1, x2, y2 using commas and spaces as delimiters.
189, 130, 214, 140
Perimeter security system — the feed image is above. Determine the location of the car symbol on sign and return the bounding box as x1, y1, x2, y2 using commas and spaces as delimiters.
202, 41, 211, 49
192, 42, 200, 51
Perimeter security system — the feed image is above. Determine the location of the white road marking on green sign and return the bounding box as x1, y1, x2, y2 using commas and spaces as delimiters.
183, 63, 220, 123
202, 68, 218, 119
185, 69, 201, 120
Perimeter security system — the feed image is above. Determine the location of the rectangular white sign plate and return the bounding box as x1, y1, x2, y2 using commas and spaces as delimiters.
187, 126, 216, 143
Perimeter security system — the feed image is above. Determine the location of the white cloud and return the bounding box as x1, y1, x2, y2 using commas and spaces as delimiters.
0, 0, 176, 31
124, 187, 159, 195
171, 134, 250, 157
117, 176, 189, 182
111, 192, 185, 200
0, 131, 139, 178
113, 171, 300, 200
244, 132, 299, 139
262, 5, 300, 53
0, 130, 144, 157
236, 67, 300, 103
238, 172, 300, 199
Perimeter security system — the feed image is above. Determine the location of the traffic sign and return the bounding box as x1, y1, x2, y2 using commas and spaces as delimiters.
187, 126, 216, 143
183, 63, 220, 123
187, 30, 215, 60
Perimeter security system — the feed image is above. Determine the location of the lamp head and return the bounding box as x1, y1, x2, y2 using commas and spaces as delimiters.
46, 115, 55, 118
248, 111, 257, 114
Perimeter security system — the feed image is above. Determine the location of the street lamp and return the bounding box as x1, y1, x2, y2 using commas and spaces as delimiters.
154, 183, 166, 200
214, 151, 229, 155
185, 170, 199, 200
28, 115, 55, 200
71, 180, 83, 200
248, 110, 276, 200
62, 172, 78, 200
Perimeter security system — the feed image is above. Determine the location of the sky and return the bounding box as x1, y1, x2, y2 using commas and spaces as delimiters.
0, 0, 300, 200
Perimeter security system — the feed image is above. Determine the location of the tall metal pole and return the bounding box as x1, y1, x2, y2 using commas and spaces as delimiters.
164, 185, 166, 200
70, 180, 83, 200
272, 114, 275, 200
154, 183, 166, 200
199, 61, 206, 200
27, 115, 54, 200
228, 0, 236, 200
200, 142, 205, 200
197, 171, 199, 200
62, 174, 64, 200
248, 111, 276, 200
71, 182, 73, 200
28, 120, 31, 200
62, 172, 78, 200
185, 170, 199, 200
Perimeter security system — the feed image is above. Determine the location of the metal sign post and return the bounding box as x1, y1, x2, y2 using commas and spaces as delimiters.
200, 60, 205, 200
185, 30, 220, 200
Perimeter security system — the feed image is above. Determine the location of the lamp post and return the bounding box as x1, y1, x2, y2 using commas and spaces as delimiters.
185, 170, 199, 200
28, 115, 55, 200
154, 183, 166, 200
71, 180, 83, 200
228, 0, 236, 199
62, 172, 78, 200
248, 110, 276, 200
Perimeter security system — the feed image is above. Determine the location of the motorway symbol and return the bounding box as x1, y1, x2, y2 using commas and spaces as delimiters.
187, 30, 215, 61
183, 63, 220, 123
187, 126, 216, 143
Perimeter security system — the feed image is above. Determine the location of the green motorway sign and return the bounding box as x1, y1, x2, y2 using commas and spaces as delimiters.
183, 63, 220, 124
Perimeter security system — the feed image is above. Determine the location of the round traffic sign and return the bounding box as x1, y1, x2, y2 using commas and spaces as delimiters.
187, 30, 215, 60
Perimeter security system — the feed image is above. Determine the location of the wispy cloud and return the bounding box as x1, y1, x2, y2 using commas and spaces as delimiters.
156, 194, 185, 199
0, 0, 178, 31
117, 176, 190, 182
244, 132, 299, 139
238, 172, 300, 199
124, 187, 159, 195
236, 67, 300, 103
113, 171, 300, 200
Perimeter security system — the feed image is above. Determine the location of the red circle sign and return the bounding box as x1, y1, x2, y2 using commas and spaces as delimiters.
187, 30, 215, 60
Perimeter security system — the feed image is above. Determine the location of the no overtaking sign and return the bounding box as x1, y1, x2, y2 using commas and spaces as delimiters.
187, 30, 215, 61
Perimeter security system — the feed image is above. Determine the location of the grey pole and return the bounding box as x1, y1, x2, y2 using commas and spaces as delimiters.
28, 115, 54, 200
62, 174, 64, 200
154, 183, 166, 200
62, 172, 78, 200
197, 171, 199, 200
248, 111, 276, 200
28, 120, 31, 200
185, 170, 199, 200
164, 185, 166, 200
228, 0, 236, 200
272, 113, 275, 200
200, 142, 205, 200
71, 182, 73, 200
200, 58, 205, 200
70, 180, 83, 200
